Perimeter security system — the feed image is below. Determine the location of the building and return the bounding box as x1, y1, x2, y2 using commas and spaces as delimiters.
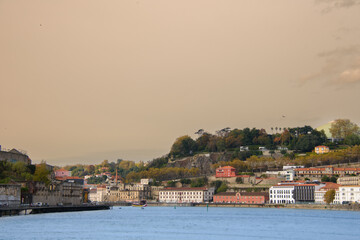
295, 166, 360, 178
269, 185, 296, 204
213, 192, 268, 204
55, 169, 72, 178
159, 187, 215, 203
0, 148, 31, 165
106, 183, 151, 202
315, 145, 330, 154
0, 184, 21, 206
337, 176, 360, 186
29, 181, 83, 206
141, 179, 153, 185
88, 185, 107, 203
269, 182, 324, 204
314, 182, 341, 204
339, 186, 360, 204
216, 166, 236, 178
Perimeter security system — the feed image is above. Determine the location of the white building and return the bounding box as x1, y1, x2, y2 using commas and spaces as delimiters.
159, 187, 215, 203
140, 179, 153, 185
339, 186, 360, 204
314, 182, 341, 204
269, 185, 295, 204
88, 185, 107, 203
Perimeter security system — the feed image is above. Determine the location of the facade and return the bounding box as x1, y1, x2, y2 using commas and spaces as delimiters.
141, 179, 153, 185
269, 185, 295, 204
216, 166, 236, 178
0, 148, 31, 165
55, 169, 72, 178
315, 146, 330, 154
339, 186, 360, 204
337, 176, 360, 186
0, 184, 21, 206
150, 186, 164, 201
295, 166, 360, 178
159, 187, 215, 203
314, 182, 341, 204
88, 185, 107, 203
213, 192, 268, 204
106, 183, 151, 202
269, 182, 323, 204
30, 181, 83, 206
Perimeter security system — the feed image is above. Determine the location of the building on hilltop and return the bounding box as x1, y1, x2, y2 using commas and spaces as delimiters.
55, 169, 72, 178
337, 176, 360, 186
314, 145, 330, 154
0, 148, 31, 165
213, 191, 269, 204
215, 166, 236, 178
294, 166, 360, 178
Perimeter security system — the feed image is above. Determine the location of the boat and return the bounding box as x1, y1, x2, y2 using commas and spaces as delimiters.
132, 200, 147, 207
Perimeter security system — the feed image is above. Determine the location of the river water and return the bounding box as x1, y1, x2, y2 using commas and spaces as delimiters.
0, 206, 359, 240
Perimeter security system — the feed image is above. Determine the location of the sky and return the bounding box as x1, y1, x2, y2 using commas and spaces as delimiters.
1, 0, 360, 166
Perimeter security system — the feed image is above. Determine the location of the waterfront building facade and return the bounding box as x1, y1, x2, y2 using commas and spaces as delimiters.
213, 192, 268, 204
339, 186, 360, 204
0, 184, 21, 206
314, 182, 341, 204
159, 187, 215, 203
269, 185, 295, 204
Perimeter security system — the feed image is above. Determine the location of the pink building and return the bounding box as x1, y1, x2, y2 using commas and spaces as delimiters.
213, 192, 269, 204
216, 166, 236, 178
55, 168, 71, 177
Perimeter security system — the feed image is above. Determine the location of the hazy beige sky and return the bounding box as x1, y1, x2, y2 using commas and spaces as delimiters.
1, 0, 360, 165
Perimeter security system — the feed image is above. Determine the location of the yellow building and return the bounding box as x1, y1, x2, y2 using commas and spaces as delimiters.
315, 145, 329, 154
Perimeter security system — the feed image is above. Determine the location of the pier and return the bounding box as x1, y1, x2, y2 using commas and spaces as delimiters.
0, 205, 110, 217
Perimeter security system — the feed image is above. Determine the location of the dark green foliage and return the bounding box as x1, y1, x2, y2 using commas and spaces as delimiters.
147, 157, 168, 168
167, 181, 176, 187
235, 177, 243, 184
321, 175, 330, 182
87, 175, 107, 184
180, 178, 191, 184
190, 177, 208, 187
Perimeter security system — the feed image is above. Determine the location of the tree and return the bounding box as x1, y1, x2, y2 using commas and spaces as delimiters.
33, 163, 50, 185
321, 175, 330, 182
170, 135, 197, 158
344, 134, 360, 146
216, 182, 228, 193
324, 189, 336, 204
330, 119, 360, 139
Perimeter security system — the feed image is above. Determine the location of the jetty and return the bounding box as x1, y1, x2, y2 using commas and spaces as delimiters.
0, 204, 110, 217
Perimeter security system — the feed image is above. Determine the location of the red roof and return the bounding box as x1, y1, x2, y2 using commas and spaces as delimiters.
319, 182, 341, 191
163, 187, 208, 191
217, 166, 235, 169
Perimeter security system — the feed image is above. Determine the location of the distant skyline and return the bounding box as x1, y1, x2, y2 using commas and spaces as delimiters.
1, 0, 360, 166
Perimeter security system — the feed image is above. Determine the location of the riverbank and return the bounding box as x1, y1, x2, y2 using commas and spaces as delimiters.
0, 205, 110, 217
146, 202, 360, 211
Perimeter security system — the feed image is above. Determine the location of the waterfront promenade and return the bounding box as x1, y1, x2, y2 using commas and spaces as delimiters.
0, 204, 110, 217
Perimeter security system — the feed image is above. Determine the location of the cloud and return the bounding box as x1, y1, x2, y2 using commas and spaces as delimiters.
299, 45, 360, 86
315, 0, 360, 13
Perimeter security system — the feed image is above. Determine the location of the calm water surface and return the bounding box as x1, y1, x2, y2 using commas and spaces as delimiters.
0, 207, 359, 240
